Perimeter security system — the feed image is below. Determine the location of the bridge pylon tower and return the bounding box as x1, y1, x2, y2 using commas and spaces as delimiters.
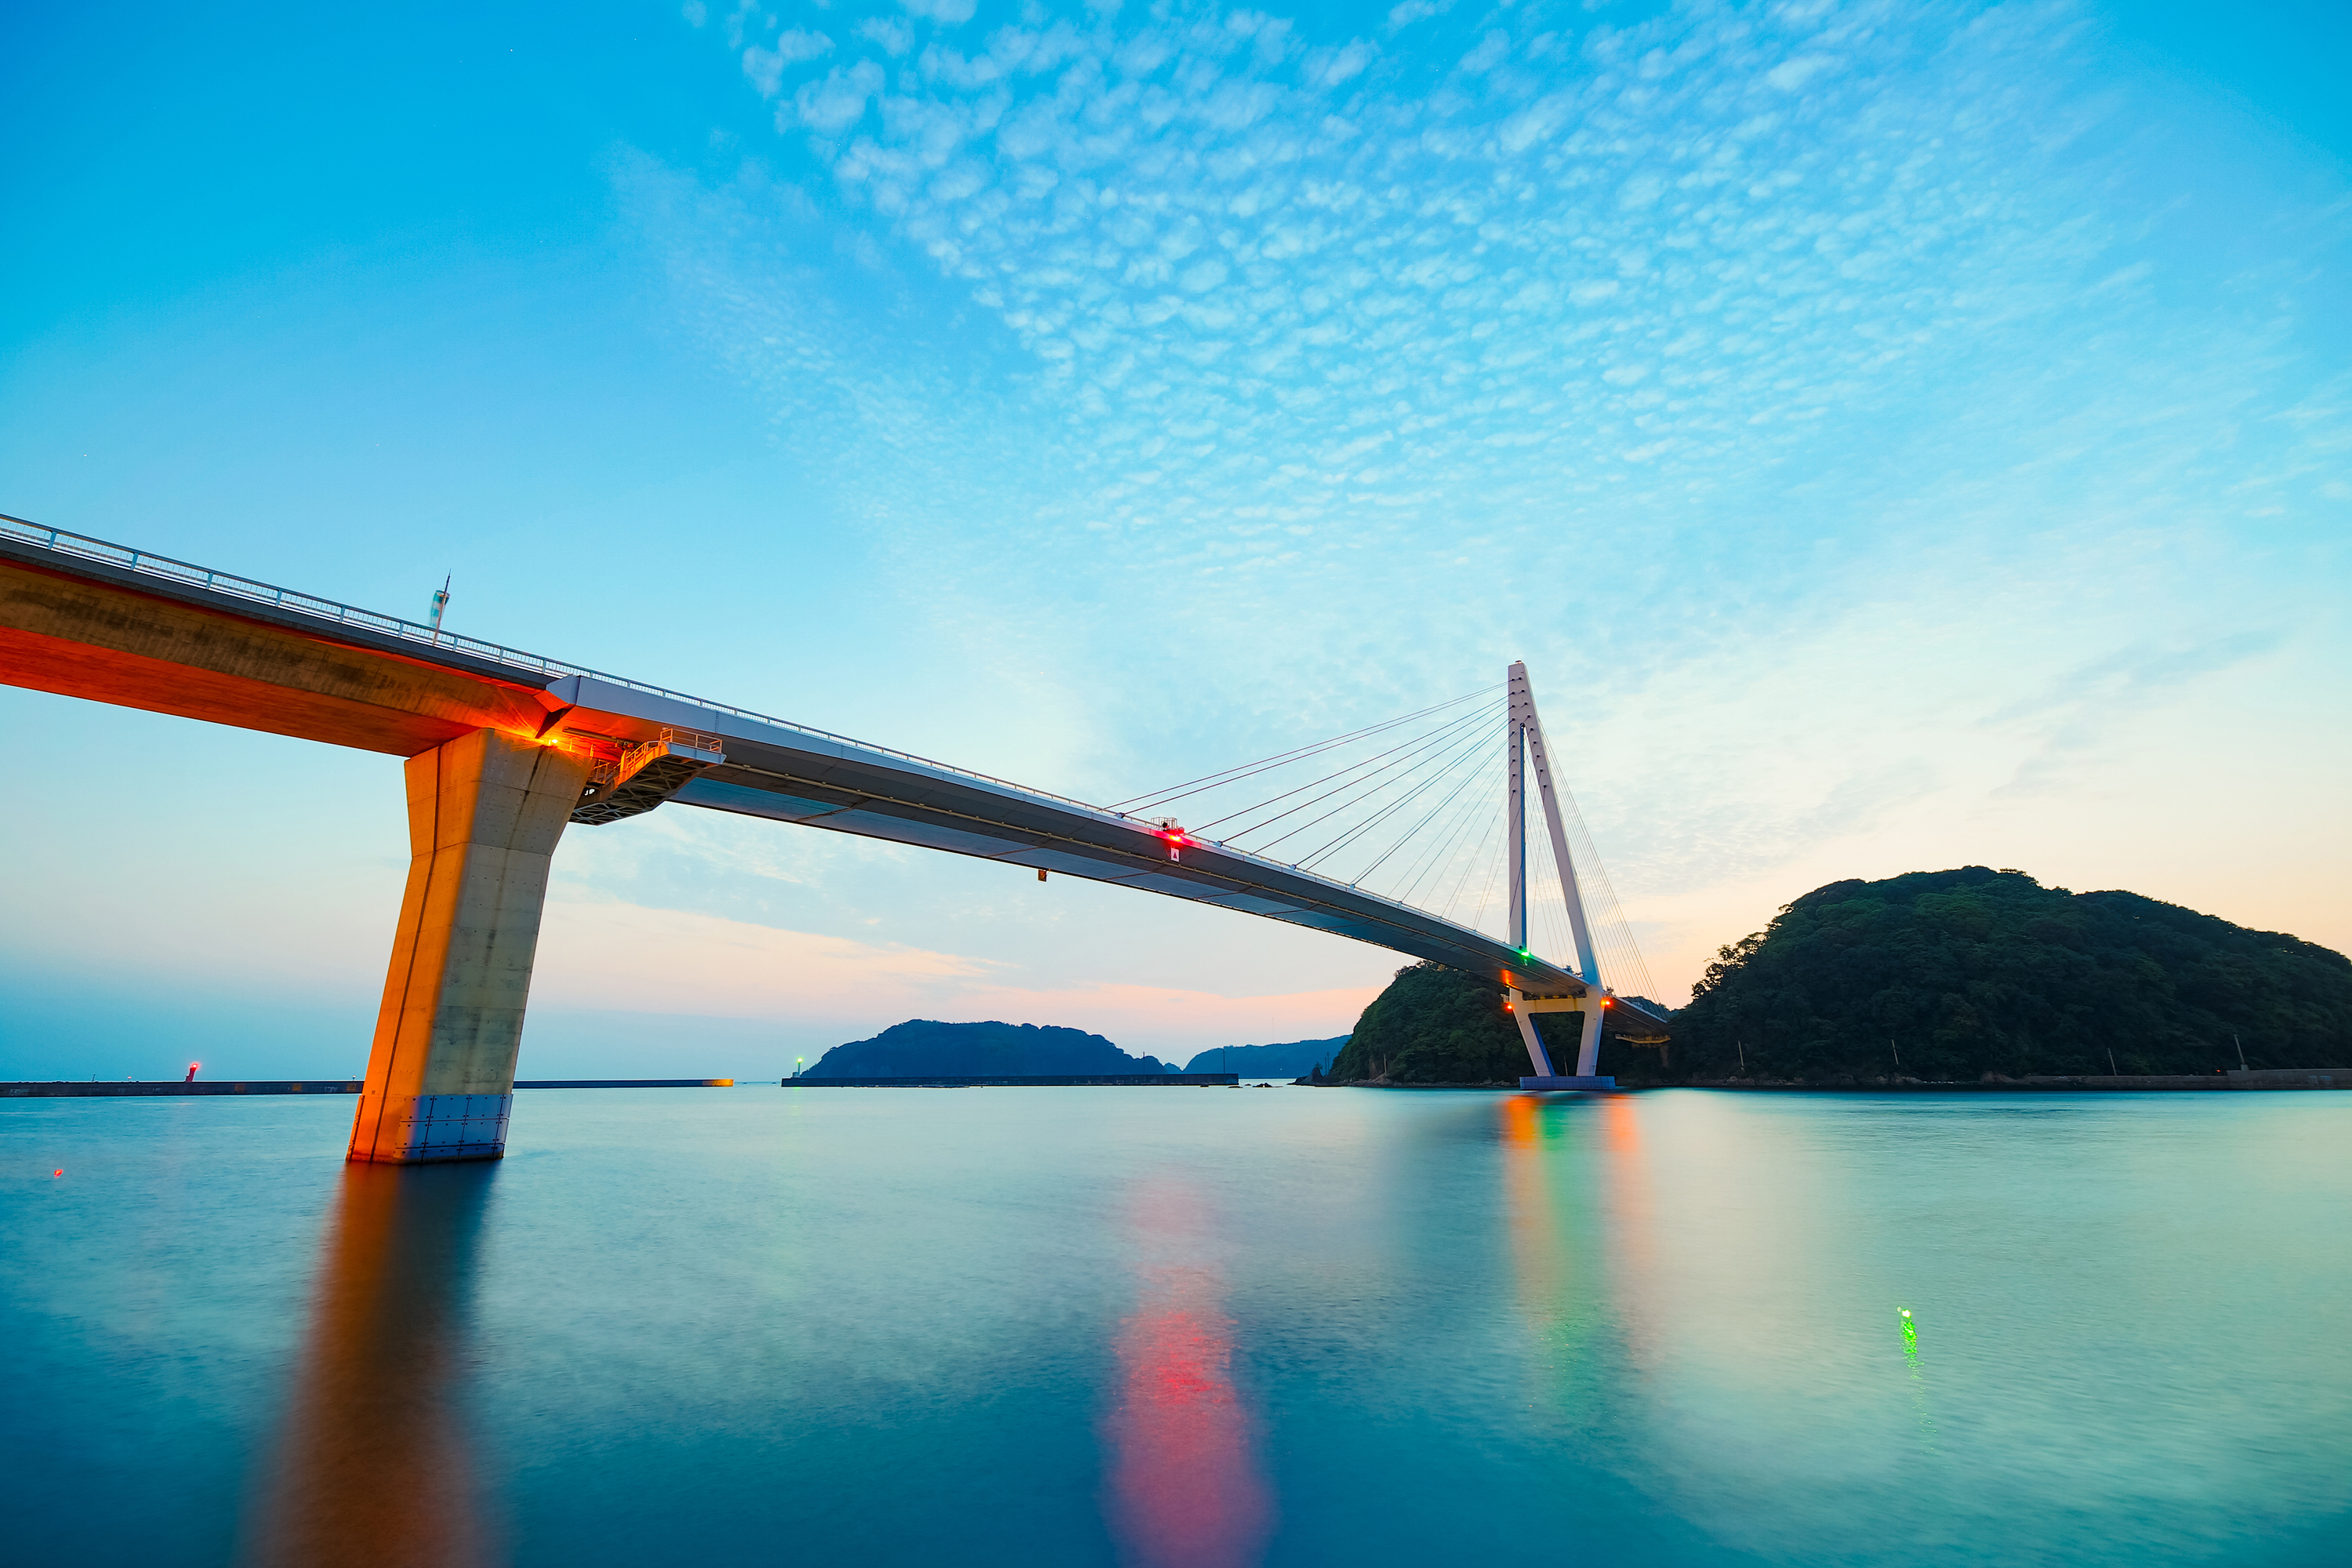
1503, 662, 1616, 1091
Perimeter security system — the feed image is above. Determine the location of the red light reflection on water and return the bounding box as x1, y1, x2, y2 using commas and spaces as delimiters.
1499, 1094, 1567, 1318
1103, 1186, 1272, 1568
1598, 1092, 1662, 1367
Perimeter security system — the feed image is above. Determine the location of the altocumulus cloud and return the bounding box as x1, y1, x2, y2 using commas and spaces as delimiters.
665, 2, 2343, 675
627, 0, 2349, 989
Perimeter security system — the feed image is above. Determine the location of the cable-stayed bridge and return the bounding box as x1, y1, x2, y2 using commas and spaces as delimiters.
2, 516, 1671, 1160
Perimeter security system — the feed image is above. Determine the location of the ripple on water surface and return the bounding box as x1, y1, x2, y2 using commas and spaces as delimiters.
4, 1087, 2348, 1566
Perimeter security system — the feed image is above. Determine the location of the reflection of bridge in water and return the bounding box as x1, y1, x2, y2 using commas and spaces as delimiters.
3, 516, 1671, 1161
243, 1163, 496, 1567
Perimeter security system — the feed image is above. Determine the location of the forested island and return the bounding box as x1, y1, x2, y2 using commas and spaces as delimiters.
1327, 963, 1547, 1085
800, 1022, 1342, 1080
1327, 868, 2352, 1086
1179, 1037, 1346, 1077
1667, 868, 2352, 1083
804, 1020, 1181, 1077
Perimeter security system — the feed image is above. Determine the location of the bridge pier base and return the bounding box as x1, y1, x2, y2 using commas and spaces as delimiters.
349, 728, 591, 1164
1515, 992, 1610, 1080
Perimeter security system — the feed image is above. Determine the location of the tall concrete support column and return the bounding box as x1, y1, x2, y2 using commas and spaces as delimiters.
1576, 1002, 1606, 1079
1508, 989, 1555, 1078
349, 728, 592, 1164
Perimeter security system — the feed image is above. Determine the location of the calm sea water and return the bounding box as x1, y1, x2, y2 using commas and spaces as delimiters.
5, 1087, 2347, 1566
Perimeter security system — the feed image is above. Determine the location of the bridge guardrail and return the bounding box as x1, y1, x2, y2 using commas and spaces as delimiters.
0, 514, 1114, 812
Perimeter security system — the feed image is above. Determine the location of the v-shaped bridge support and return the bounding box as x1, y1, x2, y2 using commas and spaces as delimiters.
1504, 662, 1614, 1088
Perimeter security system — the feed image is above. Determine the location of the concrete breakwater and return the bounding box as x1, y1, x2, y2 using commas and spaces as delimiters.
514, 1079, 736, 1089
1682, 1068, 2347, 1092
6, 1078, 735, 1098
5, 1080, 363, 1098
2035, 1068, 2345, 1091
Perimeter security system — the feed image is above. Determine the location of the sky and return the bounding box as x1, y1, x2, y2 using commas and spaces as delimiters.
2, 0, 2345, 1080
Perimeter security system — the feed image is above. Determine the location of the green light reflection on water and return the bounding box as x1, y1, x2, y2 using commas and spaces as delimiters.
1900, 1307, 1936, 1443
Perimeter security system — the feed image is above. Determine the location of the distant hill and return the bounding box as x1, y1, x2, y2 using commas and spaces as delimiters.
804, 1020, 1178, 1077
1180, 1036, 1348, 1078
1671, 868, 2352, 1083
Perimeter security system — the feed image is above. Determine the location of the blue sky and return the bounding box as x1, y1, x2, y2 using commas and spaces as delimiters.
3, 0, 2345, 1080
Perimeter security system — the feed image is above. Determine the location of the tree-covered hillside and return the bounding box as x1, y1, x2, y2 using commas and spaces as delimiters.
1318, 869, 2350, 1087
1327, 963, 1573, 1084
1666, 868, 2352, 1083
1180, 1037, 1348, 1077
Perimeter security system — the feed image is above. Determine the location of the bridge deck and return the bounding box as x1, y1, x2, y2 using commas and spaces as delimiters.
0, 518, 1671, 1038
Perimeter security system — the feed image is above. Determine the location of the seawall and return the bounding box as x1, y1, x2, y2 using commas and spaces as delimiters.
1677, 1068, 2347, 1092
6, 1078, 736, 1098
5, 1080, 362, 1098
787, 1074, 1242, 1087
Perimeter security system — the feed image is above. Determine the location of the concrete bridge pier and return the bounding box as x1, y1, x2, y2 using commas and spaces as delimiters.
1515, 993, 1612, 1087
348, 728, 593, 1164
